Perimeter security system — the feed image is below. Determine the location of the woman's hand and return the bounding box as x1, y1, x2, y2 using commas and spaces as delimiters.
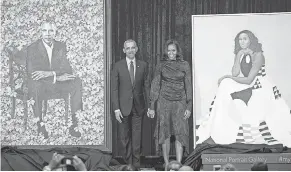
240, 48, 254, 55
183, 110, 191, 120
218, 75, 232, 86
147, 108, 155, 118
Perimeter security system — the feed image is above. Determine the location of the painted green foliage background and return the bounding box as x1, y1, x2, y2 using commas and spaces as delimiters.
1, 0, 105, 145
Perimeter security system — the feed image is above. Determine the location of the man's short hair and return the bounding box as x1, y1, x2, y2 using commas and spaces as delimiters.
251, 162, 268, 171
123, 39, 137, 48
40, 21, 57, 31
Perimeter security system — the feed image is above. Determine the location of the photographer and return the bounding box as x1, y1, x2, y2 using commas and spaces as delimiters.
43, 152, 87, 171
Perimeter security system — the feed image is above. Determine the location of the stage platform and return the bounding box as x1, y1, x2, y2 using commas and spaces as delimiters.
202, 153, 291, 171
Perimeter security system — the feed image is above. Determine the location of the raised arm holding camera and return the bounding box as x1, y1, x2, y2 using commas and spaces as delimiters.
43, 152, 87, 171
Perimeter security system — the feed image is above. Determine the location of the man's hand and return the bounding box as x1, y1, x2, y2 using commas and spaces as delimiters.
114, 110, 123, 123
183, 110, 191, 120
147, 108, 155, 118
56, 73, 76, 82
48, 152, 65, 170
72, 155, 87, 171
32, 71, 54, 80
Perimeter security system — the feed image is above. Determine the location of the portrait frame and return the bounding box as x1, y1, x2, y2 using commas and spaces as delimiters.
192, 12, 291, 148
1, 0, 112, 152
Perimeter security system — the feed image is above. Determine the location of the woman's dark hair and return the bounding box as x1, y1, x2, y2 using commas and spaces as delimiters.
162, 39, 183, 61
234, 30, 263, 55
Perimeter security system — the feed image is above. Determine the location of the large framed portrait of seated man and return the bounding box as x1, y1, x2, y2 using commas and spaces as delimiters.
192, 12, 291, 148
1, 0, 112, 151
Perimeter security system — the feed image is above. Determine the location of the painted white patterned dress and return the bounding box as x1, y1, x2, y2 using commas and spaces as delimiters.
196, 54, 291, 147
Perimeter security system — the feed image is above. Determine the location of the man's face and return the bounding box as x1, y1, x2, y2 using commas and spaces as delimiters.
123, 41, 138, 60
41, 23, 56, 45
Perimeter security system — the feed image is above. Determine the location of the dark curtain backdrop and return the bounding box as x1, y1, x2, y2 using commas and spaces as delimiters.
111, 0, 291, 157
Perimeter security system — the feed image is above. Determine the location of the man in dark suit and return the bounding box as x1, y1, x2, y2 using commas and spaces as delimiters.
13, 21, 82, 138
111, 39, 150, 167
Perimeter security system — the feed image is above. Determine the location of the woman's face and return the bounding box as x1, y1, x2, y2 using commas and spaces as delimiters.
239, 33, 251, 49
167, 44, 177, 60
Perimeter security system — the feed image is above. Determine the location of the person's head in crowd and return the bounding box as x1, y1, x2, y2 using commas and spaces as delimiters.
116, 164, 138, 171
221, 163, 237, 171
178, 165, 193, 171
251, 161, 268, 171
43, 152, 87, 171
166, 160, 182, 171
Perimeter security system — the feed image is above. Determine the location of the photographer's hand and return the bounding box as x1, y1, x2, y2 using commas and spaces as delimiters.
48, 152, 65, 170
73, 155, 87, 171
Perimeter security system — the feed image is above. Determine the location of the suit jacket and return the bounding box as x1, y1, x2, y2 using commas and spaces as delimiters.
14, 39, 72, 83
111, 58, 150, 116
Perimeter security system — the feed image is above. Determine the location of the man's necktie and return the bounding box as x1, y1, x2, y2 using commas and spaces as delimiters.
130, 61, 134, 85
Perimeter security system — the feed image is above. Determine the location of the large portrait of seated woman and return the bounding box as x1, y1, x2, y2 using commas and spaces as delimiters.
192, 12, 291, 147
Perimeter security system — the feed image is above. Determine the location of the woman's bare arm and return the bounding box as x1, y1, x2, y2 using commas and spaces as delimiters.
230, 52, 265, 85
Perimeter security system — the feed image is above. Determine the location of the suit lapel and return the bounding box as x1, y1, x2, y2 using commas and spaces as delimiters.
134, 60, 141, 88
38, 40, 50, 68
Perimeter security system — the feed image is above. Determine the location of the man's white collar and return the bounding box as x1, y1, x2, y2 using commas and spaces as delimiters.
126, 57, 136, 63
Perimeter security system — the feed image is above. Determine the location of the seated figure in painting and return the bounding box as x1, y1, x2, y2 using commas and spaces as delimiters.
196, 30, 291, 147
10, 21, 83, 138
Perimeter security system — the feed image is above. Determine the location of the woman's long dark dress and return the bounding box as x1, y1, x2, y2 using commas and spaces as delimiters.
150, 59, 192, 154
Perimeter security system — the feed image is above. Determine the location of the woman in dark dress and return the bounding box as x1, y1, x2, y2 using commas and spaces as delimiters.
148, 40, 192, 167
197, 30, 291, 146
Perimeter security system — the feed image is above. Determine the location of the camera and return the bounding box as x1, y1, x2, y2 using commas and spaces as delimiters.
58, 157, 76, 171
61, 157, 74, 165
